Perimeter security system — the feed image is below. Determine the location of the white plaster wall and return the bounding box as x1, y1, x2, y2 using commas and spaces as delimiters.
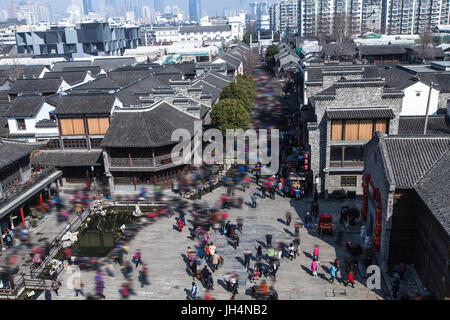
7, 101, 55, 135
401, 82, 440, 116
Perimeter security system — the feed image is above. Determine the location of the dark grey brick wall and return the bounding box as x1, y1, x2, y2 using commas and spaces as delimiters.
363, 133, 395, 272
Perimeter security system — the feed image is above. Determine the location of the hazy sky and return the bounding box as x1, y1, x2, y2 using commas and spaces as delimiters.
5, 0, 277, 17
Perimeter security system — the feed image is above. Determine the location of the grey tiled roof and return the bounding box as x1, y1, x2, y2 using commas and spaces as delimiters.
382, 136, 450, 188
414, 150, 450, 235
0, 102, 10, 137
101, 102, 197, 148
8, 78, 63, 95
359, 45, 406, 56
191, 80, 221, 102
115, 76, 167, 107
202, 72, 232, 89
220, 53, 242, 69
157, 62, 196, 76
52, 61, 92, 72
377, 65, 418, 90
107, 69, 154, 87
31, 150, 103, 167
398, 116, 450, 135
53, 93, 117, 116
92, 57, 137, 72
43, 71, 88, 86
71, 75, 121, 91
62, 66, 103, 76
323, 43, 357, 58
326, 108, 395, 120
0, 138, 41, 169
418, 73, 450, 93
5, 94, 45, 117
6, 65, 46, 80
35, 119, 57, 128
179, 25, 231, 33
408, 46, 445, 59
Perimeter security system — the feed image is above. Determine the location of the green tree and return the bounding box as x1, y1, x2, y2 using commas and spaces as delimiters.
243, 31, 257, 46
236, 74, 257, 102
220, 82, 252, 112
211, 99, 250, 134
265, 44, 280, 68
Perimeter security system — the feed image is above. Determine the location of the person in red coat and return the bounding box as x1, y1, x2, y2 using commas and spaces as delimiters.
178, 218, 184, 232
347, 270, 354, 288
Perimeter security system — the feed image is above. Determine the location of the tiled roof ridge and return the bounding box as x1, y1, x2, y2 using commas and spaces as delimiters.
413, 147, 450, 188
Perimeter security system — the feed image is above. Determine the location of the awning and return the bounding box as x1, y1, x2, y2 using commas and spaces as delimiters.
327, 108, 395, 120
31, 151, 103, 167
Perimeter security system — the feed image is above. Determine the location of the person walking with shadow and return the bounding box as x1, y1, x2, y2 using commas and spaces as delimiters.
285, 211, 292, 226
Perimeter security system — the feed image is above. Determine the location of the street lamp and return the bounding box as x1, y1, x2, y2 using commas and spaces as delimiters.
423, 81, 435, 135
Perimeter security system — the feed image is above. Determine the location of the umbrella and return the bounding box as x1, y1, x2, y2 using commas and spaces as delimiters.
147, 213, 157, 218
221, 213, 229, 219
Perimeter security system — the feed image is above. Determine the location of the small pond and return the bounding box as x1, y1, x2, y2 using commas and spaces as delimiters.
72, 205, 165, 257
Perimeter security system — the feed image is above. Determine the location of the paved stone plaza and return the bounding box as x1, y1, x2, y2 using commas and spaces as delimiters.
42, 182, 385, 300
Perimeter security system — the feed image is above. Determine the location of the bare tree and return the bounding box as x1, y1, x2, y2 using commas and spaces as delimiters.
418, 24, 435, 61
8, 56, 21, 81
243, 48, 260, 74
332, 13, 349, 43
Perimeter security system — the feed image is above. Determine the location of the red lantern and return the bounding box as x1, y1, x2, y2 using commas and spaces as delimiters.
374, 224, 381, 235
375, 218, 381, 228
374, 239, 380, 251
374, 230, 380, 241
375, 208, 382, 221
361, 207, 367, 221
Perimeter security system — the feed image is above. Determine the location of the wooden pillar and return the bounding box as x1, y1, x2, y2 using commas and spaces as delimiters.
0, 228, 4, 250
152, 148, 156, 167
128, 150, 132, 167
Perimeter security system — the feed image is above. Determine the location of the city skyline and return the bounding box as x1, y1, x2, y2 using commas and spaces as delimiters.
0, 0, 278, 19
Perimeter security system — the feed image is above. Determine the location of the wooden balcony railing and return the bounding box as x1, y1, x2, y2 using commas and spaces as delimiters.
108, 154, 174, 169
330, 161, 364, 168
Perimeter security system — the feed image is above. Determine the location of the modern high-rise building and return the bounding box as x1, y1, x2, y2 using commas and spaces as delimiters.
295, 0, 450, 37
72, 0, 85, 17
189, 0, 201, 22
154, 0, 165, 13
16, 22, 140, 58
124, 0, 141, 19
248, 2, 258, 19
16, 2, 50, 25
105, 0, 116, 18
141, 6, 152, 24
83, 0, 93, 15
381, 0, 450, 35
249, 1, 271, 30
270, 0, 299, 34
8, 1, 17, 20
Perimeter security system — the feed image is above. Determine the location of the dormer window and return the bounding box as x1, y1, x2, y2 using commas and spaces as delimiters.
17, 119, 26, 130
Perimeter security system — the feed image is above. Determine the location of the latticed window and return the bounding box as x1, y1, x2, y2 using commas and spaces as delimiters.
63, 139, 87, 149
331, 119, 388, 141
341, 176, 357, 187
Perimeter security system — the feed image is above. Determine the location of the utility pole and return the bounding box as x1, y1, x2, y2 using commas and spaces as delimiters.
423, 81, 434, 135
